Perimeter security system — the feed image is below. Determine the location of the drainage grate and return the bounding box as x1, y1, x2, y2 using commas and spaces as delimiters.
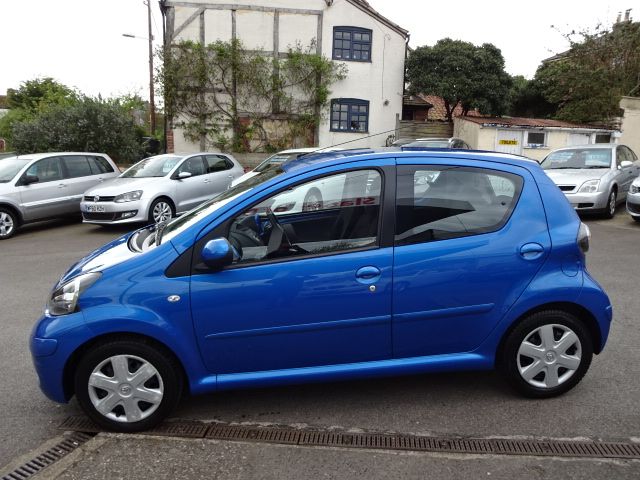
1, 432, 94, 480
59, 416, 640, 460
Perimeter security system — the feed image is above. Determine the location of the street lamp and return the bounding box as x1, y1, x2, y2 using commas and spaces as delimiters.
122, 0, 156, 135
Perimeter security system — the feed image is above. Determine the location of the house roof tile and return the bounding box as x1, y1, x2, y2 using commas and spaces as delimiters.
458, 115, 613, 131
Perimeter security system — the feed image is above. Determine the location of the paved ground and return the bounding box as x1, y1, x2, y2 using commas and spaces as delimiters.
0, 210, 639, 478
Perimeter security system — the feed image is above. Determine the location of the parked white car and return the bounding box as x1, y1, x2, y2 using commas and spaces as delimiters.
81, 153, 244, 225
0, 152, 120, 239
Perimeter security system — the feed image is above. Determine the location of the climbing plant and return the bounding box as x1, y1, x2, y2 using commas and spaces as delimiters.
157, 39, 347, 152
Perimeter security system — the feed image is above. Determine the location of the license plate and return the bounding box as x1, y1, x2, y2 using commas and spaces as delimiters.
86, 204, 106, 213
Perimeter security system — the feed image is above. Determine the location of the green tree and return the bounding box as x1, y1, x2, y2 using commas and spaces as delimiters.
158, 39, 347, 151
406, 39, 512, 122
536, 20, 640, 124
0, 78, 77, 147
508, 75, 558, 118
11, 96, 143, 163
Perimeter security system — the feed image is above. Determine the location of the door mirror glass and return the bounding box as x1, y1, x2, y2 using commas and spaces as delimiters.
22, 174, 39, 185
177, 171, 192, 179
201, 238, 234, 270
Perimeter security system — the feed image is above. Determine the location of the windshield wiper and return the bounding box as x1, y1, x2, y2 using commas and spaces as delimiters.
155, 221, 168, 245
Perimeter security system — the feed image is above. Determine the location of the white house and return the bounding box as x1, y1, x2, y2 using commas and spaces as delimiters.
160, 0, 408, 152
454, 116, 618, 162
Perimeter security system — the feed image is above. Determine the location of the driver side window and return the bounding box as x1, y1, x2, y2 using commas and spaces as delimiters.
228, 169, 382, 265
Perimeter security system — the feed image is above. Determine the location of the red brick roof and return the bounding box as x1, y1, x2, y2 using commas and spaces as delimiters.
459, 116, 612, 130
418, 95, 481, 121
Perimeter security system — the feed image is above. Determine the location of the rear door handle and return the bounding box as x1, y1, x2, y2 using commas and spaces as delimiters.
356, 266, 381, 284
520, 243, 545, 260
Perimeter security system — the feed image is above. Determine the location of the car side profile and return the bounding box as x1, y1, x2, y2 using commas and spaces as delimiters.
30, 149, 612, 432
0, 152, 120, 239
81, 153, 244, 225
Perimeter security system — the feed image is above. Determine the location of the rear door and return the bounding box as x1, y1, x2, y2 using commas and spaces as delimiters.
392, 159, 551, 358
61, 155, 98, 213
17, 156, 69, 221
204, 155, 236, 194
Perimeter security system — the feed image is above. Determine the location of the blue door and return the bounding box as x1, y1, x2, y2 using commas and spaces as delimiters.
190, 168, 393, 374
392, 161, 551, 358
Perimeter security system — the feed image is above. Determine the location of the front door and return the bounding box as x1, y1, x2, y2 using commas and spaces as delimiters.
173, 155, 210, 212
392, 161, 551, 358
190, 168, 393, 374
17, 156, 69, 221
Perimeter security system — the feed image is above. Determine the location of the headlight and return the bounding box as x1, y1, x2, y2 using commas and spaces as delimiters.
46, 272, 101, 316
631, 184, 640, 194
578, 180, 600, 193
114, 190, 143, 203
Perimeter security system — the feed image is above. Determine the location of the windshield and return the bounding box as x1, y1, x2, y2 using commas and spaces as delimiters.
541, 149, 612, 170
159, 166, 285, 243
120, 155, 183, 178
0, 157, 30, 183
254, 152, 306, 173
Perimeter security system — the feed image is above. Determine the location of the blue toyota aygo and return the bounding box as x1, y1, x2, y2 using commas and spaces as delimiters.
30, 149, 612, 432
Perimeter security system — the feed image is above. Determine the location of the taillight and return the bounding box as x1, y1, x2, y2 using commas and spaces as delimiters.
577, 222, 590, 253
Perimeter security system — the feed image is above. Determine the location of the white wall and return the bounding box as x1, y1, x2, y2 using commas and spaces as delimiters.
168, 0, 406, 152
620, 96, 640, 157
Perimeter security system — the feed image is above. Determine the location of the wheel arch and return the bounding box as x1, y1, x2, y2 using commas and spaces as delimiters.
0, 202, 23, 226
495, 301, 602, 369
148, 195, 176, 221
62, 332, 190, 402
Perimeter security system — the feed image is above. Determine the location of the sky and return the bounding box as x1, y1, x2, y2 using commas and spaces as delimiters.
0, 0, 634, 103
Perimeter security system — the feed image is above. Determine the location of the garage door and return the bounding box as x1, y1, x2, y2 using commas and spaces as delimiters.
495, 130, 523, 155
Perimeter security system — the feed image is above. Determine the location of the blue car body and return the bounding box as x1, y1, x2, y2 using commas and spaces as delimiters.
31, 150, 612, 404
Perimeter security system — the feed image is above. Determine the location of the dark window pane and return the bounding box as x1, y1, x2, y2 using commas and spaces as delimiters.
353, 51, 361, 59
335, 31, 343, 39
335, 40, 342, 48
362, 51, 369, 60
63, 156, 92, 178
362, 34, 370, 41
353, 33, 362, 41
527, 132, 545, 145
343, 41, 350, 48
88, 156, 114, 174
26, 157, 63, 183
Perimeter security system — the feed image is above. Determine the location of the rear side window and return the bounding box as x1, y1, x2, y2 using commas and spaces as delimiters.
63, 156, 92, 178
88, 156, 115, 174
205, 155, 233, 173
395, 165, 522, 246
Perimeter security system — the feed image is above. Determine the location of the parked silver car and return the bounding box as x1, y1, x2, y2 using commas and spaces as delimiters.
626, 177, 640, 222
541, 144, 640, 218
0, 152, 120, 239
81, 152, 244, 225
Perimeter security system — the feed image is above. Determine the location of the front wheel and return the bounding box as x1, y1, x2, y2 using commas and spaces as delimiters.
500, 310, 593, 398
74, 339, 183, 432
149, 198, 175, 224
0, 208, 18, 240
603, 190, 616, 219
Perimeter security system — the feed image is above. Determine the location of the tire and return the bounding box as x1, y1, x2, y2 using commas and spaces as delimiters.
148, 198, 175, 224
602, 190, 616, 219
302, 188, 323, 212
633, 216, 640, 223
0, 207, 18, 240
500, 310, 593, 398
74, 339, 183, 432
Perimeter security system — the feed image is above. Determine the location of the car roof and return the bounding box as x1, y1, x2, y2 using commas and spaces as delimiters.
551, 144, 616, 151
14, 152, 110, 161
281, 148, 538, 174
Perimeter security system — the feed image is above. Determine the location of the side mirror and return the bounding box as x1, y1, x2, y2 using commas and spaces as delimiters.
177, 171, 192, 180
620, 160, 633, 168
201, 238, 234, 271
21, 174, 39, 185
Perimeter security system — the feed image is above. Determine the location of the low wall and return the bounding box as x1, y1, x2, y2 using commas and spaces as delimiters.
231, 152, 271, 169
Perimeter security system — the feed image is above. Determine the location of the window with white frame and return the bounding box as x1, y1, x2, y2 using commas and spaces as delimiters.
525, 131, 546, 147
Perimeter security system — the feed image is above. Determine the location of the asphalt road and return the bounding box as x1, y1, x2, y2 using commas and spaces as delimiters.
1, 211, 639, 470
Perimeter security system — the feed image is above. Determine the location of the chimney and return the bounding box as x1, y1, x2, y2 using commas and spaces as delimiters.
616, 12, 622, 23
624, 9, 631, 21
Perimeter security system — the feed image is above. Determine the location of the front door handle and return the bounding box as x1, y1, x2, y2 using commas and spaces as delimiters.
57, 183, 66, 189
356, 266, 381, 284
520, 243, 545, 260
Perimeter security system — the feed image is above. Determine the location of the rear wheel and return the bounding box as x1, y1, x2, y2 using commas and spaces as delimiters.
500, 310, 593, 398
632, 215, 640, 223
302, 188, 323, 212
0, 207, 18, 240
74, 339, 183, 432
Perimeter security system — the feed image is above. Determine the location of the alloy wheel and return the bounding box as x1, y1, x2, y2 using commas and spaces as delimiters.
152, 202, 173, 223
516, 324, 582, 389
87, 354, 164, 423
608, 191, 616, 217
303, 191, 323, 212
0, 211, 14, 238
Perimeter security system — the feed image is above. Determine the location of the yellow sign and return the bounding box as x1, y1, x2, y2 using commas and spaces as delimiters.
499, 140, 518, 145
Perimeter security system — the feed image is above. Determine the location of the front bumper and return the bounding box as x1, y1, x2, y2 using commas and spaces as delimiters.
30, 311, 94, 403
80, 199, 150, 224
626, 192, 640, 218
562, 190, 609, 211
